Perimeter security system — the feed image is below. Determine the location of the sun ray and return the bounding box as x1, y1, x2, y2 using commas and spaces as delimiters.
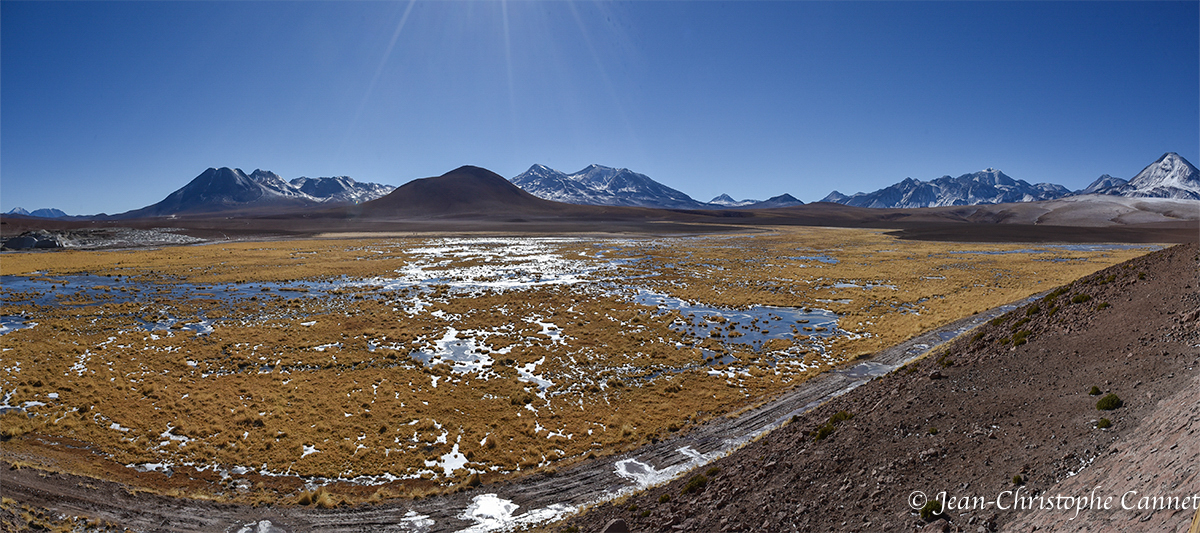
336, 0, 418, 163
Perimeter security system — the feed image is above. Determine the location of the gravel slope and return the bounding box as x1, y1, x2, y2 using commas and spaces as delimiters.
563, 243, 1199, 533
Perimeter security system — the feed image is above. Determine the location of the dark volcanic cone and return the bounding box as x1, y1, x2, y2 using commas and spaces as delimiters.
348, 165, 578, 219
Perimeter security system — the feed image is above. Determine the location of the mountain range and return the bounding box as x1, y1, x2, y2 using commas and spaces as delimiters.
510, 164, 710, 209
6, 153, 1195, 220
509, 164, 804, 210
109, 168, 394, 219
5, 207, 70, 219
822, 152, 1199, 208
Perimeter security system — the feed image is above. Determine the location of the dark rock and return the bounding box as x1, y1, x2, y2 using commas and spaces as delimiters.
600, 518, 629, 533
3, 236, 38, 249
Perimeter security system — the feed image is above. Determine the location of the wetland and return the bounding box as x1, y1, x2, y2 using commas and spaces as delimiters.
0, 227, 1159, 509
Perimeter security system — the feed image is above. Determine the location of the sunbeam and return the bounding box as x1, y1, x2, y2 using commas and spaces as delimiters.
335, 0, 418, 163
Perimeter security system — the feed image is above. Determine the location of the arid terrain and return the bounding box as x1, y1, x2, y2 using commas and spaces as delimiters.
559, 243, 1199, 533
1, 223, 1193, 531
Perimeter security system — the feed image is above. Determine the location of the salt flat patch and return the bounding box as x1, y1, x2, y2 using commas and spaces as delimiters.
400, 511, 435, 531
428, 440, 469, 477
409, 327, 499, 375
457, 493, 576, 533
614, 446, 719, 488
368, 237, 607, 294
517, 357, 553, 391
233, 521, 286, 533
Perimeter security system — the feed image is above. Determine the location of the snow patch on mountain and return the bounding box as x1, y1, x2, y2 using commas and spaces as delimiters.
6, 207, 71, 218
511, 164, 707, 209
821, 168, 1071, 208
113, 167, 394, 218
825, 153, 1199, 209
1080, 153, 1199, 200
709, 194, 759, 207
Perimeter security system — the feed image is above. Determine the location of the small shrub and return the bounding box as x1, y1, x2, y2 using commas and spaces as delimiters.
1012, 330, 1031, 346
1025, 304, 1040, 316
1089, 386, 1101, 396
812, 424, 836, 441
812, 411, 854, 441
928, 427, 938, 435
628, 504, 638, 512
1045, 287, 1070, 301
681, 474, 708, 494
640, 510, 650, 517
971, 331, 986, 343
1012, 317, 1031, 329
563, 526, 580, 533
1012, 475, 1025, 486
1048, 305, 1059, 317
1138, 272, 1146, 280
705, 466, 720, 477
920, 499, 943, 522
658, 493, 671, 504
1071, 294, 1092, 304
1096, 394, 1123, 411
1096, 302, 1110, 310
1097, 418, 1112, 429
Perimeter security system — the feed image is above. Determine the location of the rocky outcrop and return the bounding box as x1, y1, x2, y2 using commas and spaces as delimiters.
1, 231, 62, 250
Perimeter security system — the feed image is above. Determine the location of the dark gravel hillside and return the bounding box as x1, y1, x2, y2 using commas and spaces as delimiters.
565, 243, 1199, 533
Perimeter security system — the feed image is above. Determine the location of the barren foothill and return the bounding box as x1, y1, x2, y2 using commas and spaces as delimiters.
560, 243, 1199, 533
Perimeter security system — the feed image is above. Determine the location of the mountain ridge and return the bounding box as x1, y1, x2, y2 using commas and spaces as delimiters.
109, 167, 395, 219
511, 164, 710, 209
821, 152, 1199, 208
511, 164, 801, 210
5, 207, 70, 219
1078, 152, 1199, 200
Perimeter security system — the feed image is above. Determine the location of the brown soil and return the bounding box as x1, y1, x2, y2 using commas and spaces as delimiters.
0, 241, 1194, 532
561, 243, 1199, 532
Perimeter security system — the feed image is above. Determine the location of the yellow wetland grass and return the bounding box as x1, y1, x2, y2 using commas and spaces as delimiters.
0, 228, 1154, 503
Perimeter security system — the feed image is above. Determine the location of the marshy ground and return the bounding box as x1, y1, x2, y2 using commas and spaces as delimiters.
0, 228, 1159, 509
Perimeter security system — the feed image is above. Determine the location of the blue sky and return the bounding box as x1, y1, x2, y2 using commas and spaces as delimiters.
2, 1, 1197, 215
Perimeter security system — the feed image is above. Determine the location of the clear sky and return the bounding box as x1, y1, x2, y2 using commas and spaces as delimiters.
2, 1, 1197, 215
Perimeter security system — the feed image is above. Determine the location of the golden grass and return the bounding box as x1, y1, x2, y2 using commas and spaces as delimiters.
0, 228, 1154, 504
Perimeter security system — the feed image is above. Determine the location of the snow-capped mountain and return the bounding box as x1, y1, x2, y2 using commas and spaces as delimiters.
290, 176, 394, 204
820, 169, 1071, 208
1080, 153, 1199, 200
822, 153, 1199, 210
113, 167, 394, 218
511, 164, 709, 209
4, 207, 70, 218
1078, 174, 1129, 195
743, 194, 804, 209
709, 194, 759, 207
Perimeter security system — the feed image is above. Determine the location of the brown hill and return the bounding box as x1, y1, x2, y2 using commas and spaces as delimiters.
340, 165, 579, 219
563, 243, 1200, 532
